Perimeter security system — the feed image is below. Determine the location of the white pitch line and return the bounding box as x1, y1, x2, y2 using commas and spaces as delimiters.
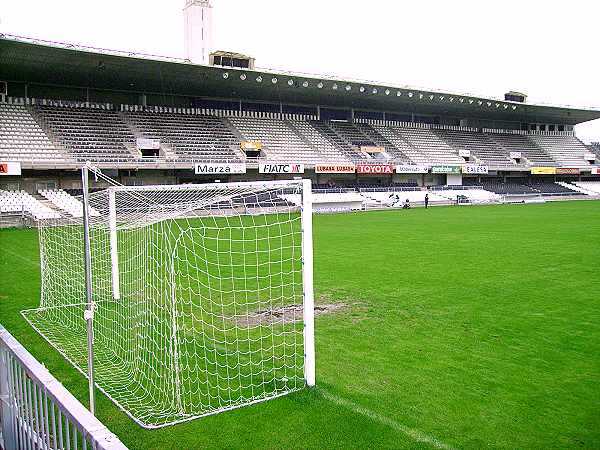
2, 248, 37, 267
320, 389, 456, 450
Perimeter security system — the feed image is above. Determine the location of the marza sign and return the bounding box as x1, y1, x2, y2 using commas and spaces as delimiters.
314, 164, 355, 174
0, 162, 21, 176
356, 164, 394, 175
195, 163, 246, 174
259, 163, 305, 174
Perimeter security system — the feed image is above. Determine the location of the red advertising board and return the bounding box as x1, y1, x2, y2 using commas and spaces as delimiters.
356, 164, 394, 175
555, 168, 580, 175
592, 168, 600, 175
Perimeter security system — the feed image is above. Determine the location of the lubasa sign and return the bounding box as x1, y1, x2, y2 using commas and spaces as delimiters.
195, 163, 246, 174
0, 162, 21, 176
395, 165, 428, 174
259, 163, 305, 174
314, 164, 355, 174
356, 164, 394, 174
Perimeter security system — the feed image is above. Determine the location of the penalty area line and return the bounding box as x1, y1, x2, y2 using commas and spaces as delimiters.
319, 388, 456, 450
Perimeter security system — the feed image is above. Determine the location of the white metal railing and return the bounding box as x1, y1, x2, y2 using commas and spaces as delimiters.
0, 324, 128, 450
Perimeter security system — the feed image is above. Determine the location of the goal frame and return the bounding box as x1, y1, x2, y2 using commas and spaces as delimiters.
26, 177, 316, 428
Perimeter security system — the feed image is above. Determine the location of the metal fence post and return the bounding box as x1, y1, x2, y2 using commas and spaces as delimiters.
0, 345, 17, 450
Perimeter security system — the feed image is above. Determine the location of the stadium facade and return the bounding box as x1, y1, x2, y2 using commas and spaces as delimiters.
1, 33, 600, 195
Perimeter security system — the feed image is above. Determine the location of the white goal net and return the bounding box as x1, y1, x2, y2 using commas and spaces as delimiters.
22, 178, 315, 428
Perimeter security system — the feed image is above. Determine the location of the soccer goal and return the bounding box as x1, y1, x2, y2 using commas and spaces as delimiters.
22, 174, 315, 428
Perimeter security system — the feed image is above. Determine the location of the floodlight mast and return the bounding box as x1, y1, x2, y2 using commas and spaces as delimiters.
81, 164, 96, 414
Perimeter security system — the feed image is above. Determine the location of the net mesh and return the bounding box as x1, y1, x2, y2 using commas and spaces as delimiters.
22, 180, 309, 428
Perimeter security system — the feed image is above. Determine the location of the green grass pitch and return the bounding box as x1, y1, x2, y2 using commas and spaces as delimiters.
1, 201, 599, 449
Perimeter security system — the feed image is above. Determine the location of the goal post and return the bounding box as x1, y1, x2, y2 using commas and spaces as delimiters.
108, 188, 120, 301
22, 178, 316, 428
301, 179, 315, 387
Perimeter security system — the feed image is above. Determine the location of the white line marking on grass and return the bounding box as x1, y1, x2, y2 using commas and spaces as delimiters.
2, 248, 37, 266
320, 389, 456, 450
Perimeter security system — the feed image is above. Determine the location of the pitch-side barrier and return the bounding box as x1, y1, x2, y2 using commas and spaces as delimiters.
0, 324, 128, 450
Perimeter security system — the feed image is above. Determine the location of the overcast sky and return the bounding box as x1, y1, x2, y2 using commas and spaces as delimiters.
2, 0, 599, 142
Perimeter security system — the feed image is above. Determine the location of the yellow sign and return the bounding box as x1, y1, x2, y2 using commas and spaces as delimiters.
240, 140, 262, 151
531, 167, 556, 175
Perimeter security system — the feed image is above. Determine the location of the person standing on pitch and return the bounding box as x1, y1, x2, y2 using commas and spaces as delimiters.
425, 192, 429, 209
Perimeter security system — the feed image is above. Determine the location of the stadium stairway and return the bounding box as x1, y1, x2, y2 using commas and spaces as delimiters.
284, 120, 331, 162
354, 123, 413, 163
434, 129, 515, 167
33, 193, 65, 216
557, 182, 598, 195
371, 126, 429, 165
528, 134, 591, 168
309, 121, 365, 162
117, 111, 176, 159
485, 132, 555, 167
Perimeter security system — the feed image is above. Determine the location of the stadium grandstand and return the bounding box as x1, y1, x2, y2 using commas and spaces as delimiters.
1, 32, 600, 209
2, 1, 600, 448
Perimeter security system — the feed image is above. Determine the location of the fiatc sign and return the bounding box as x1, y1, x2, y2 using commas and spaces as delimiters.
259, 163, 305, 174
356, 164, 394, 175
195, 163, 246, 175
314, 164, 356, 174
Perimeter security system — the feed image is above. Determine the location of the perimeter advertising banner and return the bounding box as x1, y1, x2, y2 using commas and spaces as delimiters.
195, 163, 246, 175
431, 165, 462, 174
591, 168, 600, 175
314, 164, 356, 174
0, 162, 21, 176
531, 167, 557, 175
462, 164, 489, 175
259, 163, 305, 174
356, 164, 395, 175
555, 168, 580, 175
395, 165, 429, 174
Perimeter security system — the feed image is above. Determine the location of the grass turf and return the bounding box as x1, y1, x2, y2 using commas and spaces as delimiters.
1, 201, 599, 449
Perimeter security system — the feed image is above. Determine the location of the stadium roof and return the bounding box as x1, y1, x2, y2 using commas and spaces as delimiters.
2, 34, 600, 125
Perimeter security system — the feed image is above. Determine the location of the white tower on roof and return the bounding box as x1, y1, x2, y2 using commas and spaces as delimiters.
183, 0, 213, 64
